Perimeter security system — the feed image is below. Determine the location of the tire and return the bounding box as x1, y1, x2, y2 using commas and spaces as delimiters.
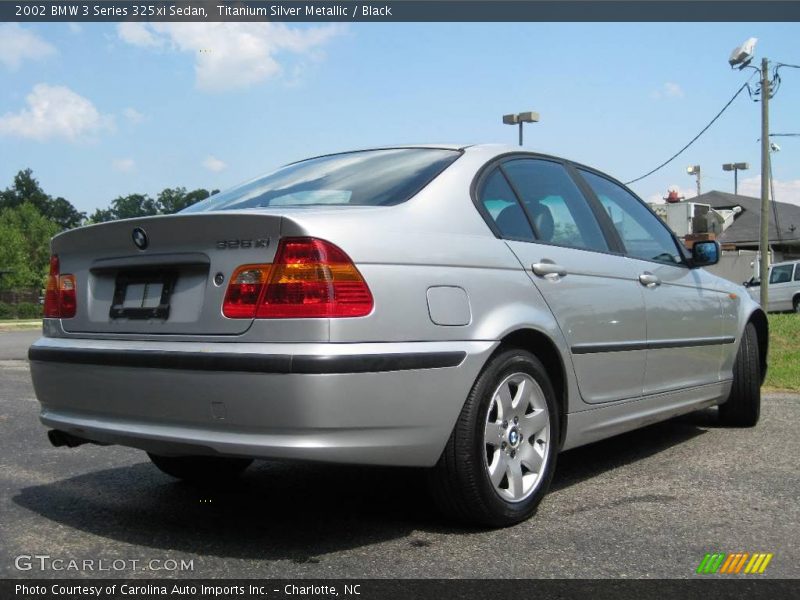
428, 348, 559, 527
719, 322, 761, 427
148, 453, 253, 482
793, 296, 800, 313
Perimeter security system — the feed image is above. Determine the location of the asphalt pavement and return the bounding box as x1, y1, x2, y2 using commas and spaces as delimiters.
1, 329, 798, 579
0, 329, 39, 360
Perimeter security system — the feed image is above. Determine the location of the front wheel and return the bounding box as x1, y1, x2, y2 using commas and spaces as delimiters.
428, 348, 559, 527
719, 322, 761, 427
148, 453, 253, 482
793, 296, 800, 313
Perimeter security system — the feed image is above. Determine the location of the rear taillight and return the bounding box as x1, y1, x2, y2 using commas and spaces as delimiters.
222, 238, 374, 319
222, 264, 270, 319
43, 255, 77, 318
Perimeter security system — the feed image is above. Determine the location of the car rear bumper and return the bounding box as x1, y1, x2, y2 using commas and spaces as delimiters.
29, 337, 496, 467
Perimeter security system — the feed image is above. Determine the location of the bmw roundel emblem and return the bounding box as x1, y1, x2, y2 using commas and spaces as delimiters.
132, 227, 149, 250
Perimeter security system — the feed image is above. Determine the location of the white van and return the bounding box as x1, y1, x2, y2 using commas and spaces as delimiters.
745, 259, 800, 312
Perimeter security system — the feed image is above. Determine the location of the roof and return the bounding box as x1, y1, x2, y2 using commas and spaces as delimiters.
694, 190, 800, 246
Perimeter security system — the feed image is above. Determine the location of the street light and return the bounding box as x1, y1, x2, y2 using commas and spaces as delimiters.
503, 111, 539, 146
722, 162, 749, 195
687, 165, 701, 196
729, 37, 771, 307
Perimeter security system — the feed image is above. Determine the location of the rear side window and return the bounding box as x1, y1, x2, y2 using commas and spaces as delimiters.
770, 264, 794, 284
182, 148, 460, 212
502, 159, 609, 252
795, 264, 800, 281
479, 169, 535, 241
579, 169, 681, 265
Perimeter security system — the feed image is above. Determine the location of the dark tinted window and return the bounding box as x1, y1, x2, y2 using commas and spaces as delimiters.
183, 148, 460, 212
502, 160, 608, 252
795, 264, 800, 281
770, 264, 794, 284
580, 169, 681, 265
479, 169, 535, 241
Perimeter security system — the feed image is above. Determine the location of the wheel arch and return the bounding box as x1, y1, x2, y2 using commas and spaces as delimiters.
747, 308, 769, 383
496, 328, 568, 450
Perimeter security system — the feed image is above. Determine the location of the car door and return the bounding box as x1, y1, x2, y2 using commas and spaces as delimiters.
767, 263, 796, 311
794, 263, 800, 311
476, 158, 647, 404
577, 168, 730, 395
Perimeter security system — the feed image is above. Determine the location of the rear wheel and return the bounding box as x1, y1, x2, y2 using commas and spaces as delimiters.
793, 295, 800, 313
428, 348, 559, 527
148, 453, 253, 482
719, 322, 761, 427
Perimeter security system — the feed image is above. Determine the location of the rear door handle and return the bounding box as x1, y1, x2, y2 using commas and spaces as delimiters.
532, 262, 567, 278
638, 272, 661, 287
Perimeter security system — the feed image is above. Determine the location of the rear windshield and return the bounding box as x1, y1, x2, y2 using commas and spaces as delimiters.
182, 148, 461, 212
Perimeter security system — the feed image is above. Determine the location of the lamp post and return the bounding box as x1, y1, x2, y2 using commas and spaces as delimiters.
729, 38, 772, 308
722, 162, 749, 195
687, 165, 701, 196
503, 111, 539, 146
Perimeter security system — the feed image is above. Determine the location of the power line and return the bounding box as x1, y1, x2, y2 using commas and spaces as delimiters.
624, 75, 757, 186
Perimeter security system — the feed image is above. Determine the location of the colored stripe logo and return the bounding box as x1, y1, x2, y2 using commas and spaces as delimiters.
696, 552, 774, 574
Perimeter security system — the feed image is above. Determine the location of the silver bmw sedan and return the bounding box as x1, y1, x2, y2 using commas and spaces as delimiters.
29, 144, 767, 526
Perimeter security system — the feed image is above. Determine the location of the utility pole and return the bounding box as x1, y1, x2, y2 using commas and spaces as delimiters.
759, 56, 771, 308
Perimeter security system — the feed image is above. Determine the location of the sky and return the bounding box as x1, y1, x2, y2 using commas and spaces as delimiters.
0, 21, 799, 215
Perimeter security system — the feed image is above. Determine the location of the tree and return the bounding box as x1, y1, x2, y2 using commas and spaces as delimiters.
90, 193, 158, 223
0, 169, 84, 230
90, 187, 216, 222
48, 196, 84, 229
156, 187, 211, 214
88, 207, 115, 224
0, 203, 60, 290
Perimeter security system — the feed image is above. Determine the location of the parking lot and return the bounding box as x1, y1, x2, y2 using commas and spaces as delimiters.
1, 329, 798, 579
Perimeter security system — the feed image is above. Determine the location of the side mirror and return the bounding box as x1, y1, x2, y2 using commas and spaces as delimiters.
691, 240, 720, 268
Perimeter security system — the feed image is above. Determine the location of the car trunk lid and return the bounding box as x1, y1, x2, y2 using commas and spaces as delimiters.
53, 212, 283, 336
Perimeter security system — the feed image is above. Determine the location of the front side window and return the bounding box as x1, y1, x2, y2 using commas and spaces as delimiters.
502, 159, 609, 252
182, 148, 460, 212
579, 169, 681, 265
770, 264, 794, 284
795, 264, 800, 281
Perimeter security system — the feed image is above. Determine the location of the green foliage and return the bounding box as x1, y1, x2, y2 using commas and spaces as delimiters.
0, 169, 84, 229
0, 303, 12, 319
0, 302, 42, 319
0, 203, 59, 290
0, 169, 219, 307
89, 193, 159, 223
157, 187, 211, 214
765, 314, 800, 392
89, 187, 213, 222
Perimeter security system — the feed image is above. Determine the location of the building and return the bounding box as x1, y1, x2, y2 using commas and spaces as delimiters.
650, 190, 800, 284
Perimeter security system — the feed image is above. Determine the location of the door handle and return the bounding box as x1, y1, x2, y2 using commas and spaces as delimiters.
638, 272, 661, 287
532, 262, 567, 278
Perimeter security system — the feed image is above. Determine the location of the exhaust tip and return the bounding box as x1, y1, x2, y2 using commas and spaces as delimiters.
47, 430, 89, 448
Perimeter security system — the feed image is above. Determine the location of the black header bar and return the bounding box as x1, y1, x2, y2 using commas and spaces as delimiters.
4, 1, 800, 23
3, 579, 800, 600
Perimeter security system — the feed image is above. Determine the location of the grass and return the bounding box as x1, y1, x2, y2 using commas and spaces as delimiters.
765, 314, 800, 392
0, 319, 42, 332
